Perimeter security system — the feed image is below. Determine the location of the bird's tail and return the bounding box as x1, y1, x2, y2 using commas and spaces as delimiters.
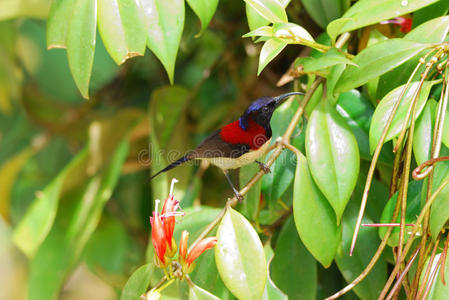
150, 155, 191, 180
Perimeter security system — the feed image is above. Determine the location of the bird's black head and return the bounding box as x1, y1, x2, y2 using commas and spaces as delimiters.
238, 92, 304, 130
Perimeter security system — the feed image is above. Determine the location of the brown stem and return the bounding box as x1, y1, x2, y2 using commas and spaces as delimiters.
379, 178, 449, 299
385, 246, 421, 300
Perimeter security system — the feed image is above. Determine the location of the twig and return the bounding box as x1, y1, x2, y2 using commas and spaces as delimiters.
385, 246, 421, 300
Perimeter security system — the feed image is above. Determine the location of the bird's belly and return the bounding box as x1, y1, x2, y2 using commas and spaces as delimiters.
203, 138, 272, 170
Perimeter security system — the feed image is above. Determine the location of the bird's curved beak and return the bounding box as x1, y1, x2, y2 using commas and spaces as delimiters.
273, 92, 304, 108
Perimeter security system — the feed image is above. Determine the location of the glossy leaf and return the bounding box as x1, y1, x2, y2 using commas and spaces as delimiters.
406, 16, 449, 43
379, 180, 422, 247
141, 0, 185, 84
327, 0, 439, 40
215, 208, 267, 300
120, 264, 153, 300
46, 0, 76, 48
186, 0, 219, 36
306, 101, 360, 223
376, 16, 449, 100
442, 108, 449, 149
244, 0, 288, 24
98, 0, 147, 65
238, 163, 261, 220
293, 152, 341, 267
262, 273, 288, 300
271, 217, 317, 299
299, 48, 356, 73
429, 172, 449, 239
369, 80, 439, 154
414, 1, 449, 27
336, 90, 395, 165
258, 38, 287, 75
336, 203, 387, 300
67, 0, 97, 99
242, 26, 273, 38
189, 283, 220, 300
413, 99, 437, 165
172, 207, 229, 298
28, 140, 129, 300
12, 147, 88, 258
245, 0, 290, 31
335, 39, 429, 93
273, 22, 315, 44
302, 0, 344, 29
262, 97, 300, 207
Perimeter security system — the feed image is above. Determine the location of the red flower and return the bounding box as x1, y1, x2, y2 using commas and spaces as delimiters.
161, 194, 179, 251
186, 237, 217, 265
150, 179, 183, 266
381, 16, 412, 33
178, 230, 217, 273
150, 206, 166, 266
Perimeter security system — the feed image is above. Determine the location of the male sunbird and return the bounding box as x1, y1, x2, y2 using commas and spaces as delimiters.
151, 92, 304, 200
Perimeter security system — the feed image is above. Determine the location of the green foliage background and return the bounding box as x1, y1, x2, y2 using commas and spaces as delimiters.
1, 0, 449, 299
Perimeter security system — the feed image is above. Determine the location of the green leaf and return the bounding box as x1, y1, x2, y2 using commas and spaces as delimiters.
443, 109, 449, 150
405, 16, 449, 43
171, 207, 228, 297
189, 283, 221, 300
120, 264, 153, 300
270, 217, 317, 299
258, 38, 288, 75
244, 0, 288, 24
28, 140, 129, 300
0, 0, 51, 20
272, 22, 315, 43
379, 180, 422, 247
149, 86, 191, 201
262, 97, 300, 207
327, 0, 439, 40
97, 0, 147, 65
46, 0, 76, 48
262, 273, 288, 300
302, 0, 344, 29
306, 101, 360, 223
414, 1, 449, 27
299, 48, 356, 73
215, 208, 267, 300
67, 0, 97, 99
186, 0, 219, 36
336, 203, 387, 300
141, 0, 185, 84
335, 39, 429, 93
238, 163, 261, 220
242, 26, 274, 38
369, 80, 440, 154
12, 147, 88, 258
246, 4, 270, 32
413, 99, 437, 165
430, 172, 449, 239
293, 151, 341, 267
0, 147, 34, 220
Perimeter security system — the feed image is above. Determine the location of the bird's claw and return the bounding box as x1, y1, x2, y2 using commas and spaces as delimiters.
257, 161, 271, 174
235, 192, 244, 202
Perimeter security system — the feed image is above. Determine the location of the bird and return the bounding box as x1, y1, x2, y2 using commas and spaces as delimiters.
150, 92, 304, 201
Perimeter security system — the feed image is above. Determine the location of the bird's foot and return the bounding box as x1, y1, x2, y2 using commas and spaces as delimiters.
234, 191, 244, 202
256, 161, 271, 174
